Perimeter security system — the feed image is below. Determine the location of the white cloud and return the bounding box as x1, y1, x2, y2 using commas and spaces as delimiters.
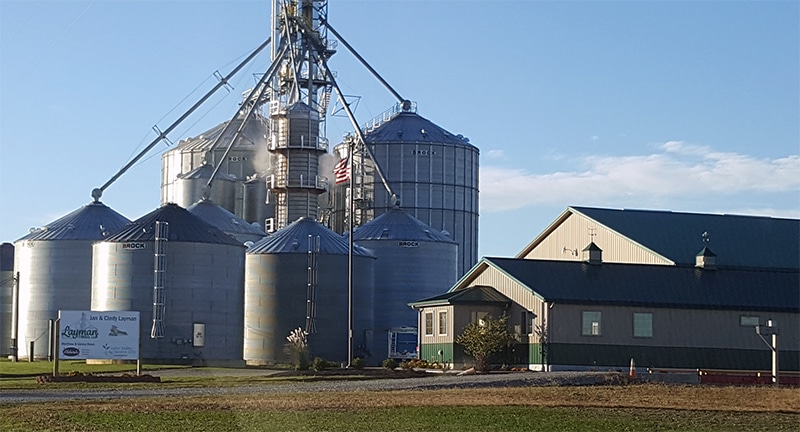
479, 141, 800, 213
484, 149, 504, 159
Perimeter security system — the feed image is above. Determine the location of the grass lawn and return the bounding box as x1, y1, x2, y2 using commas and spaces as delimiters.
1, 385, 798, 432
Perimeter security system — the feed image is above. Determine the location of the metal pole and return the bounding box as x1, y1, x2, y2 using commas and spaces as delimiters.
47, 319, 54, 361
772, 330, 779, 385
52, 318, 60, 377
346, 139, 354, 367
10, 271, 19, 361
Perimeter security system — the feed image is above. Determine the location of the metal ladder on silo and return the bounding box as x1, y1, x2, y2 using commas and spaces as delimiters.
151, 221, 168, 339
305, 235, 320, 334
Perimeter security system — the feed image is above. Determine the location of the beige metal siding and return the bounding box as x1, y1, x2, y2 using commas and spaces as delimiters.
420, 306, 453, 345
552, 304, 799, 351
521, 213, 673, 265
468, 266, 546, 344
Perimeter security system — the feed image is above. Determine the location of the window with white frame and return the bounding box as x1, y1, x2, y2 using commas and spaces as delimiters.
424, 312, 434, 336
633, 312, 653, 338
438, 311, 447, 335
740, 315, 760, 327
582, 311, 602, 336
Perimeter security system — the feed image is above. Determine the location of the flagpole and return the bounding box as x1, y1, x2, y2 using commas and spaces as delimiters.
346, 139, 354, 368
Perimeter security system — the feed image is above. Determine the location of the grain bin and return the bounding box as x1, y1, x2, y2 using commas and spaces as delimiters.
13, 201, 130, 359
91, 203, 246, 365
332, 104, 478, 277
244, 217, 375, 365
187, 198, 266, 244
1, 243, 15, 356
161, 113, 272, 223
351, 206, 458, 359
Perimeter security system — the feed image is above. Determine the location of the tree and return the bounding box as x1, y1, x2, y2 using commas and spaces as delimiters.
455, 314, 516, 372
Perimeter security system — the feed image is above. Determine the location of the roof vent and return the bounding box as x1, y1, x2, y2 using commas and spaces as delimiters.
582, 242, 602, 265
695, 246, 716, 270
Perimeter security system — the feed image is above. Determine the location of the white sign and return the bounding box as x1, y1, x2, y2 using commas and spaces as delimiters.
58, 310, 140, 360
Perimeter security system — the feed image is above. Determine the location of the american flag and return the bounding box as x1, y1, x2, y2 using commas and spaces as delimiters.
334, 158, 350, 184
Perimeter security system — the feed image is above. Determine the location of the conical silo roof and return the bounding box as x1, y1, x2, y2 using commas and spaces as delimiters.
103, 203, 242, 246
364, 111, 474, 147
248, 217, 373, 256
187, 198, 266, 239
178, 164, 237, 182
17, 201, 130, 241
350, 207, 456, 243
173, 113, 268, 154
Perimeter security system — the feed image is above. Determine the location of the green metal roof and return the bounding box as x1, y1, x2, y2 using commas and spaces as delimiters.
483, 257, 799, 313
569, 206, 799, 270
409, 285, 511, 308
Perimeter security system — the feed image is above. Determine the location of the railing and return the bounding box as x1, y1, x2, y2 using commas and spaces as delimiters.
266, 173, 328, 190
360, 101, 417, 133
269, 134, 328, 151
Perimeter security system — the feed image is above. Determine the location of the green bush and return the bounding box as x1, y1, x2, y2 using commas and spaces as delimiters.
382, 358, 398, 370
313, 357, 328, 371
351, 357, 365, 370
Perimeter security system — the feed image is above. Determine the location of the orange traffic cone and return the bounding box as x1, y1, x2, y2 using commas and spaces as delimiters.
629, 358, 637, 379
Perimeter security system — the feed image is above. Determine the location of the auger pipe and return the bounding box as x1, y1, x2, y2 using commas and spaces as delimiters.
321, 19, 405, 104
319, 53, 395, 200
206, 42, 291, 192
92, 38, 271, 202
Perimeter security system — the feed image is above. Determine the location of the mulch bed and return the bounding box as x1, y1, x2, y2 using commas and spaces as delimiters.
36, 373, 161, 383
269, 368, 434, 379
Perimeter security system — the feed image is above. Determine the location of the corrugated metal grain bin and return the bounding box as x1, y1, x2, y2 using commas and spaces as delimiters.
1, 243, 15, 356
91, 203, 246, 365
332, 107, 478, 277
161, 113, 272, 223
244, 217, 375, 365
351, 206, 458, 359
187, 198, 266, 244
13, 201, 130, 359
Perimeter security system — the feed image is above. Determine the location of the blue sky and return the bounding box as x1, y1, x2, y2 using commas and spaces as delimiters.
1, 0, 798, 259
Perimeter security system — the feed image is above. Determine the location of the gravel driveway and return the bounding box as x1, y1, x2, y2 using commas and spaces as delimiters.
1, 371, 624, 405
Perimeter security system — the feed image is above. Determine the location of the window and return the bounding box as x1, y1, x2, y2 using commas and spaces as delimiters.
471, 311, 490, 326
740, 315, 760, 327
438, 311, 447, 335
633, 313, 653, 338
424, 312, 433, 336
520, 310, 536, 335
582, 311, 601, 336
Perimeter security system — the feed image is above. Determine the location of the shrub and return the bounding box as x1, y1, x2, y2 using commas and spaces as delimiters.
284, 327, 310, 370
382, 358, 398, 370
455, 314, 516, 372
350, 357, 365, 370
313, 357, 328, 371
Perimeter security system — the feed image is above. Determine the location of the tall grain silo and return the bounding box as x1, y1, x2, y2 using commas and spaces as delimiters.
244, 217, 375, 365
161, 112, 272, 225
91, 203, 246, 365
187, 198, 267, 244
351, 206, 458, 359
172, 165, 238, 211
266, 102, 329, 231
332, 104, 479, 277
1, 243, 15, 356
13, 201, 130, 359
